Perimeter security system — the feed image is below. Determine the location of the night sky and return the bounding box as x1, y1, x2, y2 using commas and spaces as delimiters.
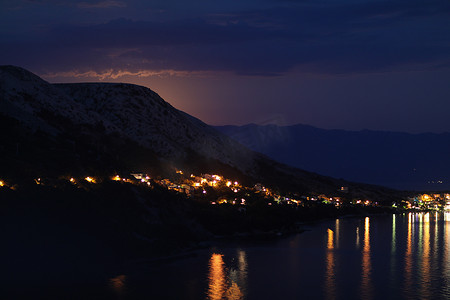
1, 0, 450, 133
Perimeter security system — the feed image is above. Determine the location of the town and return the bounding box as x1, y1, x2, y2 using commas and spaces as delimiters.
1, 169, 449, 211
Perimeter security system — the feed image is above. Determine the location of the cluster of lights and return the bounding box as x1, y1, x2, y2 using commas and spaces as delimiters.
85, 177, 95, 183
4, 168, 419, 210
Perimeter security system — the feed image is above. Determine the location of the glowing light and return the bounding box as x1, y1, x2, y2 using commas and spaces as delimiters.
212, 175, 222, 181
176, 170, 183, 175
69, 177, 75, 183
85, 177, 95, 183
226, 181, 232, 187
112, 175, 121, 181
0, 180, 4, 187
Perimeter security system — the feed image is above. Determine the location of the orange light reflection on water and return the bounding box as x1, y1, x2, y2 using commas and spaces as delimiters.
335, 219, 340, 249
404, 213, 413, 295
327, 229, 334, 250
207, 252, 246, 300
421, 212, 431, 299
445, 212, 450, 296
326, 228, 336, 300
109, 274, 126, 294
361, 217, 373, 300
356, 227, 360, 248
208, 254, 227, 300
390, 214, 397, 288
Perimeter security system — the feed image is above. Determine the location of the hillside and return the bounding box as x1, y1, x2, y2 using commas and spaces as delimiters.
0, 66, 409, 293
0, 65, 408, 201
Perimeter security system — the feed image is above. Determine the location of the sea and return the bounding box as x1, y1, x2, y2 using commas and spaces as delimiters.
6, 212, 450, 300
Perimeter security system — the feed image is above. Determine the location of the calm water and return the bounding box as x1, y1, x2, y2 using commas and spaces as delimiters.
117, 212, 450, 300
8, 212, 450, 299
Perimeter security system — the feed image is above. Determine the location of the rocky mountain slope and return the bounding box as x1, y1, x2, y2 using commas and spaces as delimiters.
0, 65, 403, 201
0, 66, 256, 173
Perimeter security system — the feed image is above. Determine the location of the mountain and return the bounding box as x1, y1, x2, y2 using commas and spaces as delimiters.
216, 123, 450, 190
1, 66, 408, 293
0, 65, 404, 200
0, 65, 257, 175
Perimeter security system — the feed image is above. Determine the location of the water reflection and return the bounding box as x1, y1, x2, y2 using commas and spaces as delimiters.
109, 274, 126, 294
326, 228, 336, 300
434, 212, 439, 265
391, 214, 396, 254
444, 212, 450, 296
207, 250, 247, 300
421, 212, 431, 299
208, 254, 227, 300
327, 228, 334, 250
361, 217, 373, 299
356, 227, 360, 248
107, 213, 450, 299
335, 219, 340, 249
390, 214, 397, 288
404, 213, 413, 296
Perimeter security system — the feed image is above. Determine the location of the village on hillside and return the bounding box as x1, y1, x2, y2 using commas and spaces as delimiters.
1, 169, 449, 211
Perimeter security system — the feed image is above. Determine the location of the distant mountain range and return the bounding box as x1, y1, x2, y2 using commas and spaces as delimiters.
0, 65, 404, 202
216, 124, 450, 190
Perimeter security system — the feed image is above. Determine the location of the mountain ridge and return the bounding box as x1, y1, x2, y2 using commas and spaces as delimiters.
216, 123, 450, 190
0, 65, 405, 202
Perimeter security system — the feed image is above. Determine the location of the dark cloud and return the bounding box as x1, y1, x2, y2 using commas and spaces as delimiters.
1, 0, 449, 75
77, 1, 127, 9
